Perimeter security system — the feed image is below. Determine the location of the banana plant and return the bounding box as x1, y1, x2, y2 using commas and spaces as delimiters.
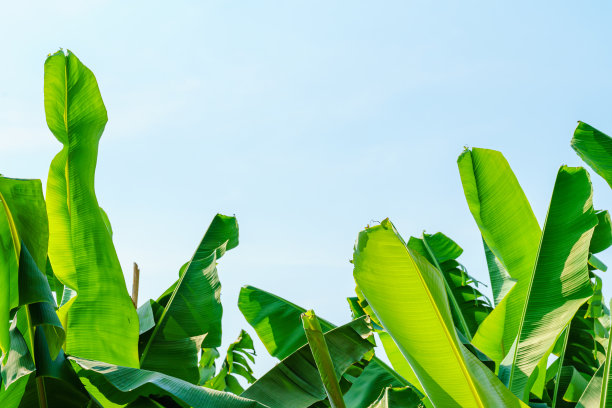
6, 47, 612, 408
238, 285, 424, 407
0, 50, 269, 407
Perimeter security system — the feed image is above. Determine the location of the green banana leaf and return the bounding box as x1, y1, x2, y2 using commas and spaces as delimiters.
353, 218, 528, 408
0, 177, 49, 357
241, 317, 374, 408
1, 316, 34, 388
571, 122, 612, 188
347, 295, 432, 391
70, 356, 265, 408
198, 347, 220, 386
139, 214, 238, 382
302, 310, 347, 408
574, 299, 612, 407
44, 50, 139, 367
482, 238, 517, 307
500, 166, 597, 400
0, 374, 91, 408
407, 233, 492, 339
17, 246, 65, 360
238, 285, 335, 359
238, 285, 415, 407
591, 211, 612, 255
0, 176, 67, 402
367, 387, 423, 408
555, 366, 589, 403
203, 330, 256, 394
343, 362, 424, 408
0, 375, 29, 407
561, 305, 608, 378
550, 221, 612, 403
457, 147, 541, 362
138, 297, 206, 385
575, 363, 604, 408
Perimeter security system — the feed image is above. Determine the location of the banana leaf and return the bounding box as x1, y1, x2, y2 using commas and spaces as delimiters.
575, 363, 604, 408
591, 211, 612, 255
457, 147, 541, 363
241, 317, 374, 408
203, 330, 256, 394
1, 316, 34, 388
407, 232, 492, 339
70, 356, 265, 408
367, 387, 423, 408
139, 214, 238, 383
500, 166, 597, 400
571, 122, 612, 188
238, 285, 416, 407
0, 177, 49, 356
353, 218, 528, 407
0, 176, 66, 401
482, 238, 517, 307
302, 310, 347, 408
44, 50, 139, 367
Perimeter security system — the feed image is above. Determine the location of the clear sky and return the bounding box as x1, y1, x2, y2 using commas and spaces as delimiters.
2, 1, 612, 377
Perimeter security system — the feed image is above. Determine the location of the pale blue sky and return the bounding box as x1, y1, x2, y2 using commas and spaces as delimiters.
2, 1, 612, 377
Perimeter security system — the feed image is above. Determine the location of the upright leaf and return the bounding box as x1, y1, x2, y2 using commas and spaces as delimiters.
482, 238, 517, 307
408, 233, 493, 339
353, 219, 528, 408
502, 166, 597, 400
0, 177, 49, 356
44, 50, 138, 367
302, 310, 347, 408
458, 148, 541, 362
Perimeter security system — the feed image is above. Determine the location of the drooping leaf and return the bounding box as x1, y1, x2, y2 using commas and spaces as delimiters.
571, 121, 612, 188
500, 166, 597, 400
238, 285, 335, 360
353, 219, 528, 407
44, 50, 139, 367
139, 214, 238, 382
238, 285, 416, 407
457, 148, 541, 362
198, 347, 220, 386
70, 357, 266, 408
203, 330, 256, 395
241, 317, 374, 408
591, 211, 612, 255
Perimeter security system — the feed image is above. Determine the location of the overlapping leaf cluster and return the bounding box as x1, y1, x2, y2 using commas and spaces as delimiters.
4, 50, 612, 408
0, 50, 410, 408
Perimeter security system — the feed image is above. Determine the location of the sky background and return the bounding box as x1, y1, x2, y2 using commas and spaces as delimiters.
2, 1, 612, 378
